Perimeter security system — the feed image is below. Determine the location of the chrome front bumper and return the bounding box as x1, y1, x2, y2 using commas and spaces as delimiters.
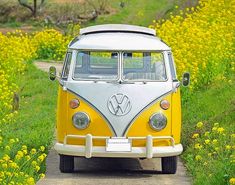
54, 134, 183, 159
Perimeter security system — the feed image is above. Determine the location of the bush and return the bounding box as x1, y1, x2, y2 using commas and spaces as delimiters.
32, 29, 71, 61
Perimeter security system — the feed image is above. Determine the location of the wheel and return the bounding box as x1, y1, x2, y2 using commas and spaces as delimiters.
161, 156, 177, 174
59, 154, 74, 173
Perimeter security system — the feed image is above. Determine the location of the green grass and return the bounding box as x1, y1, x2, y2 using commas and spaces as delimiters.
182, 79, 235, 145
0, 0, 198, 31
0, 63, 58, 169
86, 0, 175, 27
181, 78, 235, 185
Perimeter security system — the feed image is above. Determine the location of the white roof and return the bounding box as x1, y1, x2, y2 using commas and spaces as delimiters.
80, 24, 156, 36
69, 24, 170, 51
70, 33, 170, 51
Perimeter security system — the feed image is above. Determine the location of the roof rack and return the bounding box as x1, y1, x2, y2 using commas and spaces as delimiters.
80, 24, 156, 36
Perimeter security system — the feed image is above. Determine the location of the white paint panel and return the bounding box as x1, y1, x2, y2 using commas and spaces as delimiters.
66, 82, 172, 136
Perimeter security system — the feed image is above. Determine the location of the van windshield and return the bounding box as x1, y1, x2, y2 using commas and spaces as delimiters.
73, 51, 167, 81
74, 51, 118, 80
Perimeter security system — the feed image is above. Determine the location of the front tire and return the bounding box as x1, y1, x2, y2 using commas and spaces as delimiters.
59, 154, 74, 173
161, 156, 177, 174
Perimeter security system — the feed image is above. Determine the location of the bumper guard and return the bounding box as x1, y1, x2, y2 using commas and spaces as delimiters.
54, 134, 183, 159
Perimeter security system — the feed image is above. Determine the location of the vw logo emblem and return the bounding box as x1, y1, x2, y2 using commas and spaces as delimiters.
107, 93, 132, 116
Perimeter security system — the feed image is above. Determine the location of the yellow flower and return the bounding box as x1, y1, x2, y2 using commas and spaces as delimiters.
31, 148, 37, 154
192, 133, 199, 139
23, 149, 28, 155
37, 155, 45, 162
31, 160, 37, 166
217, 127, 225, 134
226, 145, 231, 150
9, 162, 18, 169
42, 153, 47, 158
195, 155, 202, 161
39, 146, 45, 152
0, 171, 4, 178
25, 155, 31, 161
35, 165, 40, 172
9, 138, 15, 144
22, 145, 27, 150
2, 163, 7, 169
15, 154, 22, 160
3, 155, 10, 161
26, 177, 35, 185
196, 122, 203, 128
194, 143, 203, 150
40, 173, 45, 179
6, 172, 11, 177
212, 139, 218, 145
204, 139, 210, 144
17, 151, 24, 157
230, 178, 235, 185
212, 127, 218, 132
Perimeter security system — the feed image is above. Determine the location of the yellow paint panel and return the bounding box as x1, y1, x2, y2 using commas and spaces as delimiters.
56, 86, 68, 143
56, 86, 182, 148
171, 89, 182, 144
126, 94, 173, 147
56, 86, 114, 146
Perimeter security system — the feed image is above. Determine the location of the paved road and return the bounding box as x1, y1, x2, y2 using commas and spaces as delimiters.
37, 149, 191, 185
35, 61, 191, 185
34, 61, 63, 73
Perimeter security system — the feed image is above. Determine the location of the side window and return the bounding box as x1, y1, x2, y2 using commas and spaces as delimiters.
61, 52, 72, 80
168, 53, 177, 80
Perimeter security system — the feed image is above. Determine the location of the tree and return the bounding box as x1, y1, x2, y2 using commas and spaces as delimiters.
18, 0, 45, 17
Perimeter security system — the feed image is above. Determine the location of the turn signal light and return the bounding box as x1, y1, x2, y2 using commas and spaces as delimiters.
69, 99, 80, 109
160, 100, 170, 110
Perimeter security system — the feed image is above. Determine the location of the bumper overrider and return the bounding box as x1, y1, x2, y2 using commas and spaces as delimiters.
54, 134, 183, 158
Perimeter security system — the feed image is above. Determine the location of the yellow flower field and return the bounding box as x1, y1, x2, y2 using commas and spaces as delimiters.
0, 132, 46, 184
184, 121, 235, 184
0, 0, 234, 184
150, 0, 235, 90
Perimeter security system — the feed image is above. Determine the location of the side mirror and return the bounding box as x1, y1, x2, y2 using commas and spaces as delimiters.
182, 72, 190, 87
49, 66, 57, 81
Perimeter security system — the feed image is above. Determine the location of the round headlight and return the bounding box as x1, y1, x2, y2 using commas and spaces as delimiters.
72, 112, 90, 129
149, 113, 167, 131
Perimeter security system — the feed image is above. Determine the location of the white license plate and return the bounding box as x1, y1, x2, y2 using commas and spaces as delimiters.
106, 138, 131, 152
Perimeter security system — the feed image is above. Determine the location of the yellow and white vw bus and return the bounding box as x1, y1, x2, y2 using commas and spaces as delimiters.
49, 24, 190, 174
